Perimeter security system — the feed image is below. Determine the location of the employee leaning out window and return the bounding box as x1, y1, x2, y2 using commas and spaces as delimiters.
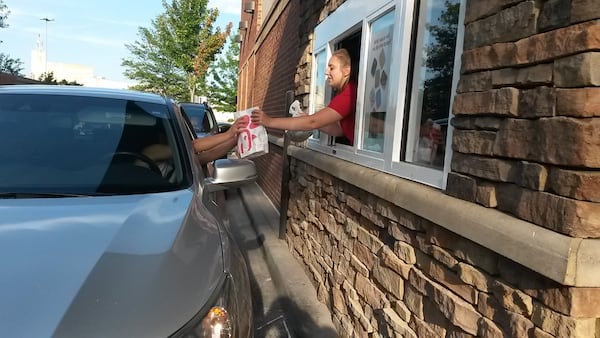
250, 48, 357, 145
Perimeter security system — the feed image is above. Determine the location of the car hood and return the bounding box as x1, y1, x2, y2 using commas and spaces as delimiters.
0, 190, 225, 338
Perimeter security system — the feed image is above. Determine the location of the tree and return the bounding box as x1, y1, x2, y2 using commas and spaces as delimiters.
122, 0, 231, 102
0, 0, 24, 76
122, 17, 188, 99
421, 0, 460, 122
205, 33, 239, 112
0, 0, 8, 31
0, 53, 24, 75
38, 71, 82, 86
38, 72, 57, 83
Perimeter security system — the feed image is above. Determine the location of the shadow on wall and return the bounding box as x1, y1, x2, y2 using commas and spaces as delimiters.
251, 0, 328, 230
259, 0, 327, 116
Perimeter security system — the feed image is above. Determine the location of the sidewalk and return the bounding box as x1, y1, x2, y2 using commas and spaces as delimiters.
236, 182, 338, 338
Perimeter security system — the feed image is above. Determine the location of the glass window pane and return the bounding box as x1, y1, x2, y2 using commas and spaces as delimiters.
311, 50, 328, 140
0, 94, 184, 194
362, 10, 395, 153
314, 51, 327, 111
406, 0, 459, 168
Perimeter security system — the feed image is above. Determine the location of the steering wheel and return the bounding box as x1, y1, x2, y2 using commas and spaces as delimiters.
105, 151, 163, 176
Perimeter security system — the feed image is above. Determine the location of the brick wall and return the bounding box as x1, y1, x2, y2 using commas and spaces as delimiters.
445, 0, 600, 239
239, 1, 308, 204
253, 143, 284, 209
248, 1, 300, 115
286, 158, 600, 337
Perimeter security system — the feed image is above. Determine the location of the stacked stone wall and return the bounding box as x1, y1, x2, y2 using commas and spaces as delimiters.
244, 0, 600, 335
446, 0, 600, 238
287, 159, 600, 337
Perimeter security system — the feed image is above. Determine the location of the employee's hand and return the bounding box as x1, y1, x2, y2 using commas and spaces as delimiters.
250, 109, 271, 127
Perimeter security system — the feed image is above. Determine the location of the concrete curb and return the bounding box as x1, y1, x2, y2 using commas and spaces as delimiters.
239, 183, 338, 338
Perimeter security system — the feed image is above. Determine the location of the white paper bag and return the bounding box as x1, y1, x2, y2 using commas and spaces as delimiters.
235, 107, 269, 159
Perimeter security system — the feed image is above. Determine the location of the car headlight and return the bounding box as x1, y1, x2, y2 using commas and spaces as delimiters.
171, 274, 241, 338
199, 306, 232, 337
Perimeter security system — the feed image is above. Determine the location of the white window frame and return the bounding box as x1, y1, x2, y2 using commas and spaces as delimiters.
355, 7, 402, 171
308, 0, 465, 189
310, 22, 363, 155
308, 47, 331, 145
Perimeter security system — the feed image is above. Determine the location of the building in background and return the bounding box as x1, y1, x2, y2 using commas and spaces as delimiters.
29, 35, 132, 89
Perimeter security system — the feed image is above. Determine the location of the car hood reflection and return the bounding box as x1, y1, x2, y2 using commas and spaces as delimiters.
0, 190, 225, 338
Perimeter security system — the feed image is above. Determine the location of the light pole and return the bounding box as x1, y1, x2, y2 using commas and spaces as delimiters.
40, 17, 54, 74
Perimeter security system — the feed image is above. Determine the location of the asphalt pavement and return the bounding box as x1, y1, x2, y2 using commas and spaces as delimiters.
225, 183, 338, 338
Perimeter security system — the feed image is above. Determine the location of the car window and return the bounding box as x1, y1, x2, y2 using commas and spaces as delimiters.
180, 104, 215, 136
177, 106, 199, 142
0, 93, 191, 195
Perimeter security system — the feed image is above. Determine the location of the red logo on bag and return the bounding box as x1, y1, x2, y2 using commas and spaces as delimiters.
238, 115, 258, 155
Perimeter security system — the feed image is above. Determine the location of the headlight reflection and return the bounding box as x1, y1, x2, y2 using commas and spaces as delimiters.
199, 306, 232, 338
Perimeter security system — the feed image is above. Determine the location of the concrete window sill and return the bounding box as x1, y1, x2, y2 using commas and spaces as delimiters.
279, 141, 600, 287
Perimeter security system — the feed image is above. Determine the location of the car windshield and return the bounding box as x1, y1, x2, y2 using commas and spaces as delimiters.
0, 93, 190, 196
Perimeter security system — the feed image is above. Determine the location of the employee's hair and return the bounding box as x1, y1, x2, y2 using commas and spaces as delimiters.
332, 48, 351, 68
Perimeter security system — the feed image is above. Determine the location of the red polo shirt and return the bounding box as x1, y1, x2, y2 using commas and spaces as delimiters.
328, 81, 357, 144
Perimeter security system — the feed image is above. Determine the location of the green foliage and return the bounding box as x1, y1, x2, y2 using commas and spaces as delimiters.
425, 1, 460, 78
0, 53, 24, 75
0, 0, 24, 76
122, 22, 188, 99
205, 33, 239, 112
0, 0, 8, 30
122, 0, 231, 102
38, 71, 82, 86
421, 0, 460, 121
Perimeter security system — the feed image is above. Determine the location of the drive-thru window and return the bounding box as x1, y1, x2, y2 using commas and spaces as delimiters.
308, 0, 463, 189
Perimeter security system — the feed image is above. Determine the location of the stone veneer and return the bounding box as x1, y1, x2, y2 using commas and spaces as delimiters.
446, 1, 600, 238
280, 2, 600, 336
284, 156, 600, 337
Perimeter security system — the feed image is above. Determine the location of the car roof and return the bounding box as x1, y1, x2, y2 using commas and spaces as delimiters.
179, 102, 208, 105
0, 85, 170, 105
179, 102, 210, 109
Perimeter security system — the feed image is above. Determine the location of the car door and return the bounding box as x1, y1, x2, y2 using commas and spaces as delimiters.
175, 105, 231, 224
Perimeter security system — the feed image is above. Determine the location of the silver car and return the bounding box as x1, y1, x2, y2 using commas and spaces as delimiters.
0, 85, 255, 337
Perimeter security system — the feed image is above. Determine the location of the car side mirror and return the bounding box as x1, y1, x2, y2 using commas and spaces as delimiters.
203, 158, 257, 192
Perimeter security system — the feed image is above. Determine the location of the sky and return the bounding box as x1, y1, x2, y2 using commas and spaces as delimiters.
1, 0, 241, 83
